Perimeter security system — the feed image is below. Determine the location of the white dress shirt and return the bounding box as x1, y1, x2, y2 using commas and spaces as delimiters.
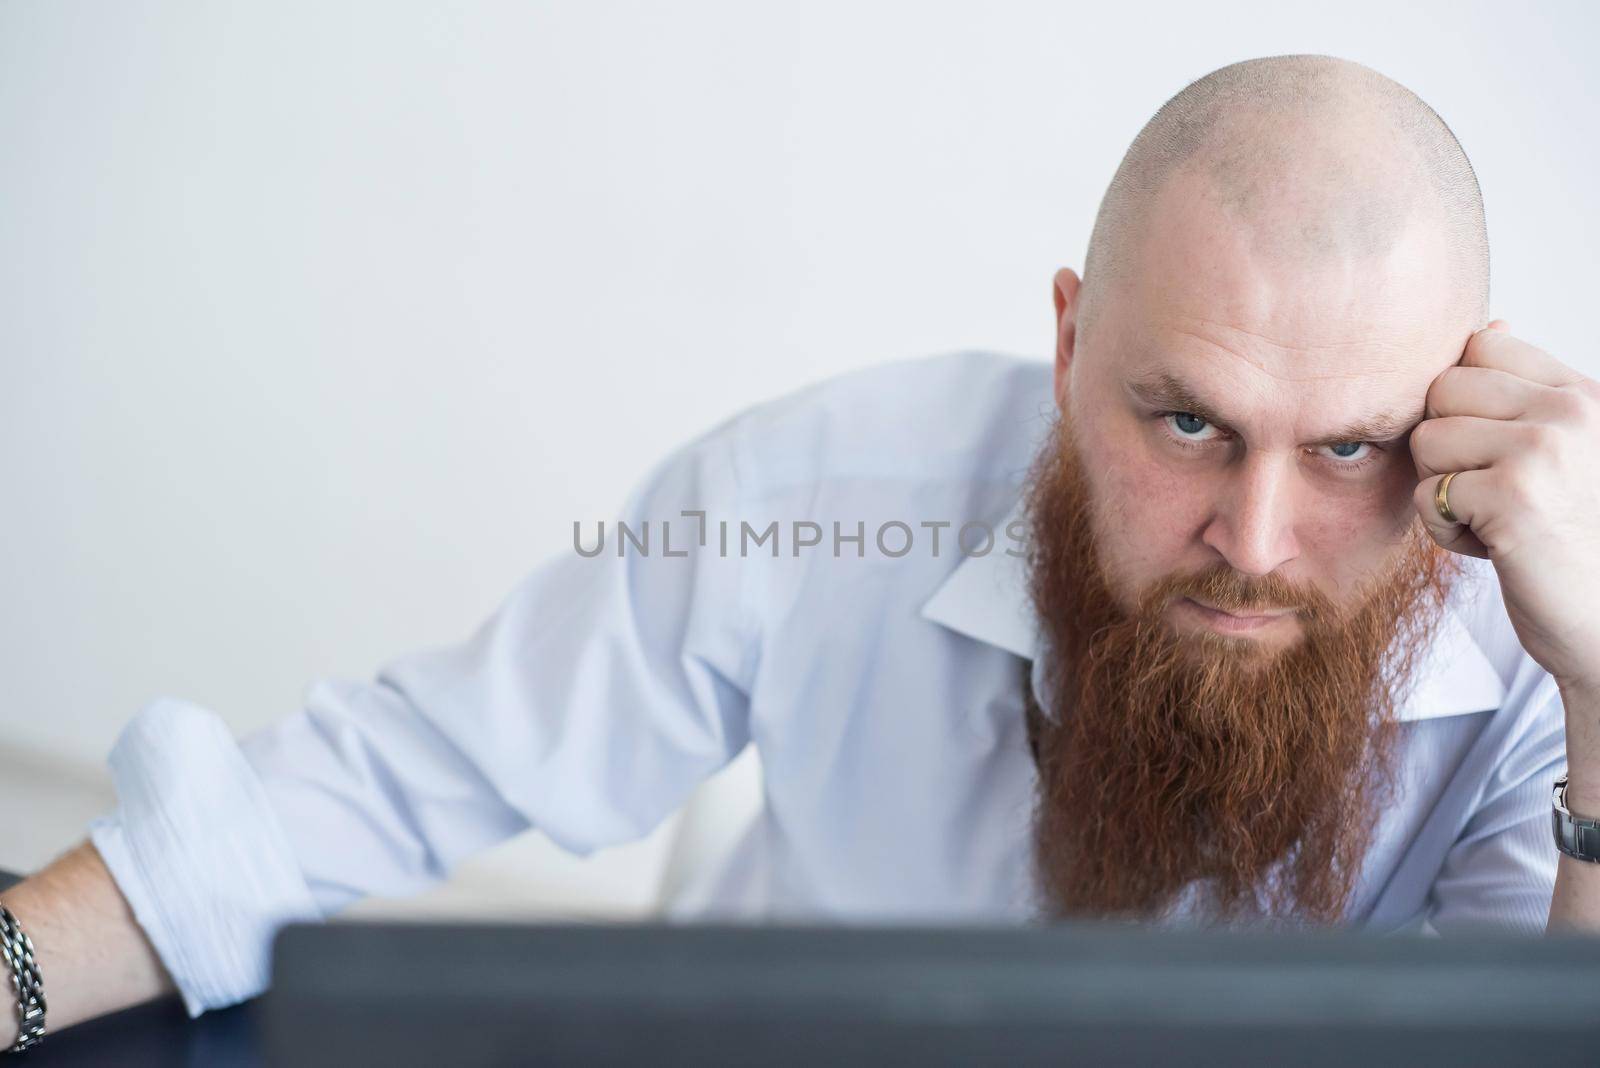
86, 351, 1567, 1016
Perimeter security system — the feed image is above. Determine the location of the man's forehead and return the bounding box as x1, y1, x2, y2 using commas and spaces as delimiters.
1120, 160, 1475, 375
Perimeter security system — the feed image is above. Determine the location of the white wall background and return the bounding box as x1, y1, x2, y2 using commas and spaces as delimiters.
3, 0, 1596, 906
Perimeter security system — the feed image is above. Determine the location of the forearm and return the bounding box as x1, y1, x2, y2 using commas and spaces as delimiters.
1546, 679, 1600, 933
0, 840, 174, 1046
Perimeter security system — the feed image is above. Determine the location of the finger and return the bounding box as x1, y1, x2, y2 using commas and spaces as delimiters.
1487, 319, 1511, 333
1461, 327, 1585, 388
1425, 364, 1545, 421
1409, 414, 1532, 480
1413, 471, 1490, 559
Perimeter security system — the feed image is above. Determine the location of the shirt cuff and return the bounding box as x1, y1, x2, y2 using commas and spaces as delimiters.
87, 697, 322, 1016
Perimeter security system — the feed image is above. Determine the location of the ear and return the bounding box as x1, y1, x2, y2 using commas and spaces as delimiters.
1052, 267, 1082, 412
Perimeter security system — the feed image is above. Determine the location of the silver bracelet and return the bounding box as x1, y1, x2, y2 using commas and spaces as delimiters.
0, 904, 46, 1053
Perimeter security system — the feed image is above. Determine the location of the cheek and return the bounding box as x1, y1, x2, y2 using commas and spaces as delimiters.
1102, 426, 1212, 520
1298, 469, 1420, 590
1083, 438, 1213, 590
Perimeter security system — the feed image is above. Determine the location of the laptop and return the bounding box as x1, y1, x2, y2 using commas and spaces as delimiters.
266, 919, 1600, 1066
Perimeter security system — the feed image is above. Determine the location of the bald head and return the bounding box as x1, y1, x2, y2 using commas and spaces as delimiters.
1077, 54, 1488, 344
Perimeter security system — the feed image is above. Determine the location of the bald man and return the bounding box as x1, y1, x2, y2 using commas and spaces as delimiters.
5, 53, 1600, 1049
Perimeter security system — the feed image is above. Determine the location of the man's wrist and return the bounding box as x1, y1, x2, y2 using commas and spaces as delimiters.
1557, 676, 1600, 814
1557, 673, 1600, 709
1565, 782, 1600, 818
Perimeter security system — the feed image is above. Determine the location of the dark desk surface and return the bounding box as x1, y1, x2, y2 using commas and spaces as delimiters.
0, 869, 263, 1067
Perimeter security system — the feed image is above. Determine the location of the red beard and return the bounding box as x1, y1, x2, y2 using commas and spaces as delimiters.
1022, 414, 1459, 925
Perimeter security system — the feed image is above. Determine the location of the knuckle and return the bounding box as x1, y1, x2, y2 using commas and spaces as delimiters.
1547, 388, 1589, 424
1574, 381, 1600, 420
1521, 422, 1560, 454
1497, 465, 1539, 512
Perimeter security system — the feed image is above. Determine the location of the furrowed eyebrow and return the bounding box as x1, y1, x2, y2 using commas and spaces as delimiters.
1125, 371, 1419, 447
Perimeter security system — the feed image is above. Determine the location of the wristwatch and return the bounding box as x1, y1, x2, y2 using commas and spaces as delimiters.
0, 904, 45, 1053
1552, 774, 1600, 863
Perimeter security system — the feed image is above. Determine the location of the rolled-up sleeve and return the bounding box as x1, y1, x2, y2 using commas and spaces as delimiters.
1423, 671, 1567, 935
89, 426, 756, 1015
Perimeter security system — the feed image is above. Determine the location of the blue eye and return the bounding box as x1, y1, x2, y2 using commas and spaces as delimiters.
1321, 441, 1376, 464
1161, 412, 1223, 446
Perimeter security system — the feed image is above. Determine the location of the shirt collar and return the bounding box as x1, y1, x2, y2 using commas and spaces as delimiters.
918, 499, 1508, 722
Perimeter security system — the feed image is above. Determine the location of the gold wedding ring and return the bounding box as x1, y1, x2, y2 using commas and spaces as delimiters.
1434, 471, 1461, 525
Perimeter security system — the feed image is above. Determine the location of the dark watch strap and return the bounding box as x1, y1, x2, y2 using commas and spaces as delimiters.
1552, 774, 1600, 864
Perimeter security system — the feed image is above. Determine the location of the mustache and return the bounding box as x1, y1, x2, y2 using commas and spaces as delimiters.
1133, 534, 1431, 627
1140, 561, 1334, 621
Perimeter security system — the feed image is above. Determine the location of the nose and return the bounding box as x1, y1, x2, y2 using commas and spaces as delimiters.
1200, 451, 1300, 577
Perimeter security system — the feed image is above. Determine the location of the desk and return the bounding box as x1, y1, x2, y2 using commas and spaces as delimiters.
0, 870, 262, 1067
